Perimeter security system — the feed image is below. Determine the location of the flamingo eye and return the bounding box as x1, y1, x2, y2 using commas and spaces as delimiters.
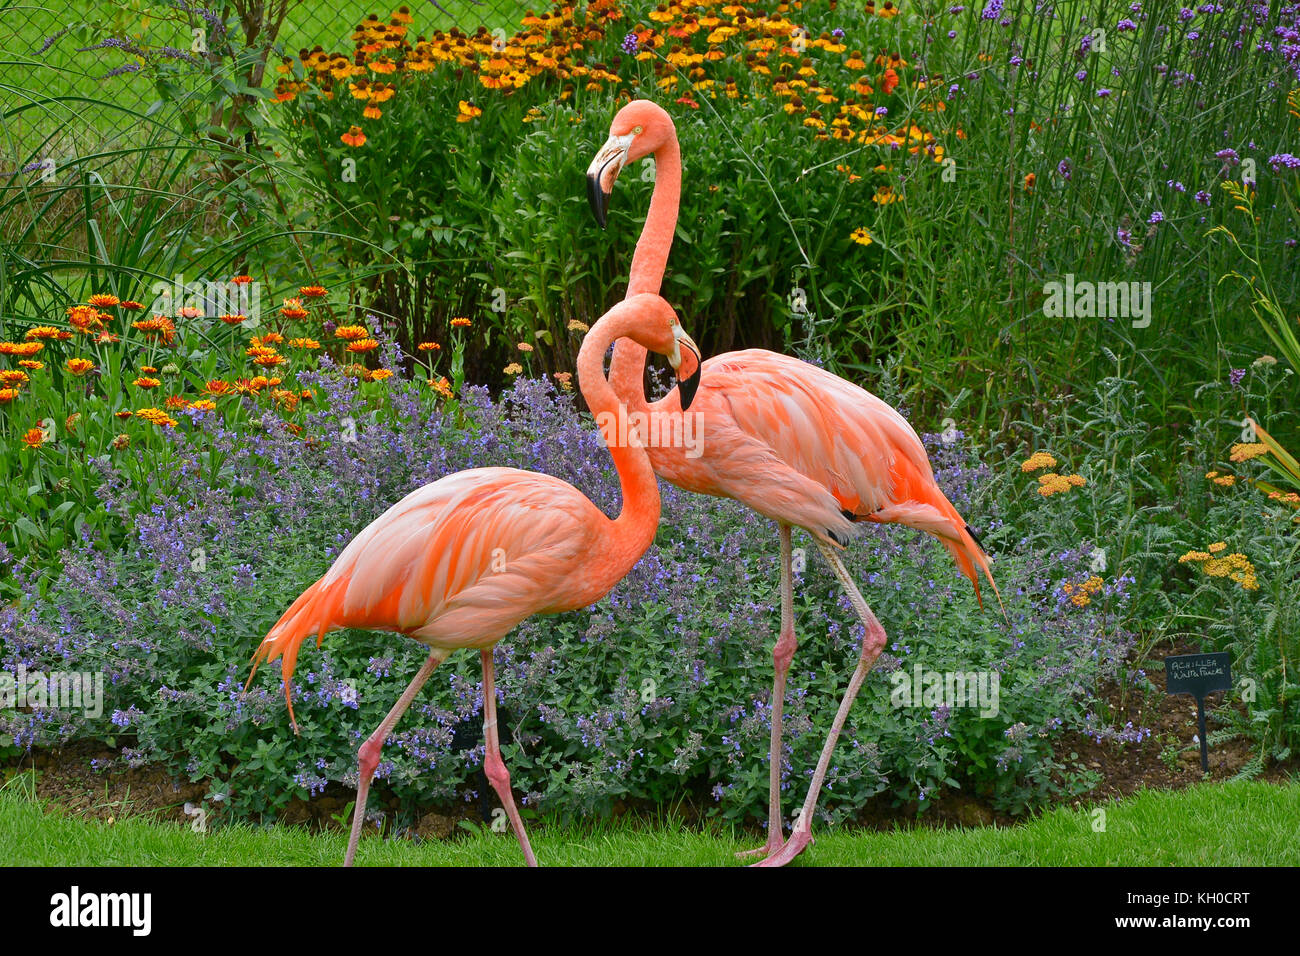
632, 125, 643, 135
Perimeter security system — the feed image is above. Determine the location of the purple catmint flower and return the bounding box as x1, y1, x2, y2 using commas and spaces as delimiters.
1058, 158, 1072, 179
1229, 368, 1246, 387
621, 33, 638, 55
1268, 152, 1300, 171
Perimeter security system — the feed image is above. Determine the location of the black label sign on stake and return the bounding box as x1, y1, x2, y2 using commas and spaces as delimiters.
1164, 652, 1233, 772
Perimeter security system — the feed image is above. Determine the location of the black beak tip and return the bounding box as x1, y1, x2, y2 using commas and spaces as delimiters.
586, 175, 610, 229
678, 359, 701, 411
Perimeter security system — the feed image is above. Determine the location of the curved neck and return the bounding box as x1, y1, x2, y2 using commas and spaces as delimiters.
577, 308, 660, 571
610, 133, 680, 411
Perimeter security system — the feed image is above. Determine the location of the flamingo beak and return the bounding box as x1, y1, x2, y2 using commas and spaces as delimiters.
670, 326, 702, 411
586, 133, 634, 229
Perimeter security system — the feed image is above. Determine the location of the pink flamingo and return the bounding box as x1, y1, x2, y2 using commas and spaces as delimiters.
247, 293, 701, 867
587, 100, 1002, 867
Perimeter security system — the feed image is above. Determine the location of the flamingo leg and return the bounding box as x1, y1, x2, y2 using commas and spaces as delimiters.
752, 540, 888, 868
737, 522, 796, 858
344, 650, 444, 867
480, 648, 538, 867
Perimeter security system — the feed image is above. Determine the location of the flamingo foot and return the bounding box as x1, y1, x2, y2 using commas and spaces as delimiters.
735, 832, 785, 859
749, 827, 813, 868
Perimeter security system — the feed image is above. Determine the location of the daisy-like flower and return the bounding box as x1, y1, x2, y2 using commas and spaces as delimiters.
0, 370, 29, 386
341, 126, 367, 147
298, 285, 328, 298
19, 361, 43, 371
133, 316, 177, 345
1023, 172, 1036, 192
368, 368, 394, 382
430, 376, 454, 398
88, 293, 120, 307
178, 306, 203, 319
189, 399, 217, 413
0, 387, 19, 404
22, 427, 46, 449
232, 275, 253, 285
110, 434, 131, 450
204, 379, 234, 396
457, 100, 483, 122
280, 298, 309, 320
24, 326, 68, 341
334, 325, 370, 340
120, 300, 144, 311
417, 341, 441, 351
850, 226, 874, 245
65, 358, 96, 376
135, 407, 179, 428
288, 337, 321, 349
1, 341, 44, 357
220, 314, 249, 325
346, 338, 379, 353
114, 410, 134, 420
133, 376, 161, 389
450, 317, 472, 328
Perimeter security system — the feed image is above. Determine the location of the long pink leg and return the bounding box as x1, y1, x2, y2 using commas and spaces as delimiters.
480, 647, 538, 867
738, 522, 796, 858
344, 650, 445, 867
753, 540, 888, 868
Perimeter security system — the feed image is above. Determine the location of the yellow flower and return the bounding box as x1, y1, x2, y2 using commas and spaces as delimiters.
553, 371, 573, 390
1208, 541, 1227, 553
1020, 451, 1058, 473
849, 227, 873, 246
135, 407, 179, 428
346, 338, 379, 353
567, 320, 589, 333
451, 317, 472, 328
334, 325, 370, 341
517, 342, 534, 352
1037, 473, 1085, 495
133, 376, 161, 389
503, 362, 524, 375
288, 338, 321, 349
21, 427, 45, 449
368, 368, 393, 381
457, 100, 483, 122
65, 358, 96, 376
429, 376, 453, 399
1229, 442, 1268, 462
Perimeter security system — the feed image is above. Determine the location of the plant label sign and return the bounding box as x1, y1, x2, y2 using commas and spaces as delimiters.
1165, 652, 1232, 772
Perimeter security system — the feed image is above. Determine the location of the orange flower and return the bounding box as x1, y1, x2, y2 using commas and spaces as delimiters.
133, 376, 161, 389
88, 293, 120, 307
341, 125, 367, 147
0, 388, 20, 404
1023, 172, 1036, 192
334, 325, 369, 341
346, 338, 379, 353
457, 100, 483, 122
18, 360, 43, 371
178, 306, 203, 319
65, 358, 96, 376
232, 275, 253, 285
0, 342, 44, 357
22, 427, 45, 449
417, 341, 441, 351
133, 316, 177, 345
135, 407, 179, 428
220, 314, 249, 325
883, 68, 899, 95
204, 379, 234, 396
298, 285, 328, 298
280, 298, 309, 320
289, 337, 321, 349
120, 300, 144, 311
450, 317, 472, 328
24, 326, 68, 341
0, 370, 29, 386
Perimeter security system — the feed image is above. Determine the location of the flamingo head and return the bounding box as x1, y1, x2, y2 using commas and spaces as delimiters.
586, 99, 673, 229
622, 293, 702, 410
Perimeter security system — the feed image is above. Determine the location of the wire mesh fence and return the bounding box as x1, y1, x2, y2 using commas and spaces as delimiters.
2, 0, 534, 149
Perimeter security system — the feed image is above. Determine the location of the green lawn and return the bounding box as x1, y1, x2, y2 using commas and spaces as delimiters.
3, 777, 1297, 866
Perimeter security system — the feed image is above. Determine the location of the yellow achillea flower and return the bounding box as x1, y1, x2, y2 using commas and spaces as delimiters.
850, 227, 873, 246
1021, 451, 1058, 472
1037, 473, 1086, 496
504, 362, 524, 375
1179, 547, 1258, 591
553, 371, 573, 390
334, 325, 369, 341
567, 320, 589, 333
1229, 442, 1268, 462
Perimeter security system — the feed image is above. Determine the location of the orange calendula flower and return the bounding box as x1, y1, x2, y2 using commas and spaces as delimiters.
22, 427, 45, 449
19, 361, 43, 371
883, 68, 899, 95
346, 338, 379, 353
88, 293, 120, 307
189, 399, 217, 413
1023, 172, 1036, 192
298, 285, 328, 298
367, 368, 394, 381
334, 325, 369, 341
280, 298, 309, 320
450, 317, 472, 328
164, 395, 191, 410
0, 387, 20, 404
341, 126, 367, 147
133, 316, 177, 345
231, 275, 253, 285
204, 379, 234, 396
141, 366, 158, 374
24, 326, 68, 341
133, 376, 161, 389
114, 410, 134, 420
289, 337, 321, 349
0, 370, 29, 386
120, 300, 144, 311
0, 342, 44, 357
220, 314, 249, 325
429, 376, 454, 398
417, 341, 441, 351
135, 407, 179, 428
65, 358, 96, 376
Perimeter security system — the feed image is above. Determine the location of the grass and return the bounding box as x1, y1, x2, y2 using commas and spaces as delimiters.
3, 774, 1297, 866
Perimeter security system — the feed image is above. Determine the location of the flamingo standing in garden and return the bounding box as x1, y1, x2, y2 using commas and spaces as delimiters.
247, 293, 702, 867
587, 100, 1002, 867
